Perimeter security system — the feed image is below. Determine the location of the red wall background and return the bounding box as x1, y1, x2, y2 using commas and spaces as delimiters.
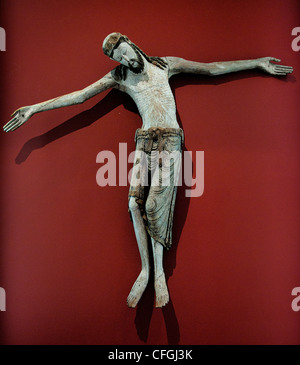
0, 0, 299, 345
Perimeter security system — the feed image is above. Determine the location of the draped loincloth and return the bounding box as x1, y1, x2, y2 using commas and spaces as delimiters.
128, 127, 184, 249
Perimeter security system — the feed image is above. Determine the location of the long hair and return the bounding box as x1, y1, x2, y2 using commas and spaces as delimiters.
130, 41, 167, 70
113, 37, 167, 81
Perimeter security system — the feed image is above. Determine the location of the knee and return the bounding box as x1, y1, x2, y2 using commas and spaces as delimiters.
128, 198, 140, 214
145, 196, 156, 215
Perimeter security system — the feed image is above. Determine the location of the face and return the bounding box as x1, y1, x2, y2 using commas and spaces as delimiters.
111, 42, 144, 73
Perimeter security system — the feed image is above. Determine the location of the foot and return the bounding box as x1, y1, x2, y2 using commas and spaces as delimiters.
127, 270, 149, 308
154, 272, 169, 308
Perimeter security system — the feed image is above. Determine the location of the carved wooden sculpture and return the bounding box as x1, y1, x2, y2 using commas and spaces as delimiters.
3, 32, 293, 308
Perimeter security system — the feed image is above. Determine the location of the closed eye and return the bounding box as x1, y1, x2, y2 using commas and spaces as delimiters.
111, 53, 122, 62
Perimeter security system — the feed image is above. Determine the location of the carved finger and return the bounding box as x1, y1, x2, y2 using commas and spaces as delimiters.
4, 119, 23, 132
276, 65, 293, 70
270, 57, 281, 62
9, 121, 22, 132
274, 66, 293, 74
274, 71, 289, 75
3, 119, 15, 131
10, 109, 21, 118
275, 66, 293, 74
274, 68, 288, 73
3, 116, 19, 131
4, 123, 16, 132
8, 125, 18, 132
275, 65, 291, 69
4, 117, 19, 129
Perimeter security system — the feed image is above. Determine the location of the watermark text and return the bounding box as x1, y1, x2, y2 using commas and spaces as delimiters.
0, 27, 6, 51
0, 287, 6, 311
96, 143, 204, 198
291, 287, 300, 312
291, 27, 300, 51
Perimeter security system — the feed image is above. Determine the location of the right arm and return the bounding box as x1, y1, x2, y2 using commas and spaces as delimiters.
3, 71, 117, 132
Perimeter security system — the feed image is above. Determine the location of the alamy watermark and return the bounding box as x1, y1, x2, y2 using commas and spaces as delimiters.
96, 143, 204, 198
291, 287, 300, 312
291, 27, 300, 51
0, 27, 6, 51
0, 287, 6, 311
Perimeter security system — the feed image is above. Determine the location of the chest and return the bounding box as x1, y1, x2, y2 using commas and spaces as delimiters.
120, 64, 169, 95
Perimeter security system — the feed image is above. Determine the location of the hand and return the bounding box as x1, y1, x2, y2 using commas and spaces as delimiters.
257, 57, 293, 76
3, 106, 34, 132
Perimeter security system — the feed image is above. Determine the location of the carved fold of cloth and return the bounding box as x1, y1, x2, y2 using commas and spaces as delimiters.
129, 127, 184, 249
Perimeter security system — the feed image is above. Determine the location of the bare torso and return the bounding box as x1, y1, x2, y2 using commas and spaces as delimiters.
115, 59, 179, 130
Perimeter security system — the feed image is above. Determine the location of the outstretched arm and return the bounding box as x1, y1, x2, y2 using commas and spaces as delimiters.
3, 71, 117, 132
166, 56, 293, 77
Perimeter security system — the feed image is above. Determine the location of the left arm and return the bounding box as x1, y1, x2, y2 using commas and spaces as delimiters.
166, 56, 293, 77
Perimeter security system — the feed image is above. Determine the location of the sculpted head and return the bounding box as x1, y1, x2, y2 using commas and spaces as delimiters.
102, 32, 144, 74
102, 33, 167, 79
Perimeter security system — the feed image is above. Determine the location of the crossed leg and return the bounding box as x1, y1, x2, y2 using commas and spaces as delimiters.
127, 197, 169, 308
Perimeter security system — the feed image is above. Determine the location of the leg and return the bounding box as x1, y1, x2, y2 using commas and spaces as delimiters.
151, 239, 169, 308
127, 197, 150, 308
145, 159, 174, 308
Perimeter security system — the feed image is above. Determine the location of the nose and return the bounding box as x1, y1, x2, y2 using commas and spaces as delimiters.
122, 54, 130, 63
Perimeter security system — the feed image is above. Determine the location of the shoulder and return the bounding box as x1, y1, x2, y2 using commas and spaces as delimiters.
163, 57, 185, 77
